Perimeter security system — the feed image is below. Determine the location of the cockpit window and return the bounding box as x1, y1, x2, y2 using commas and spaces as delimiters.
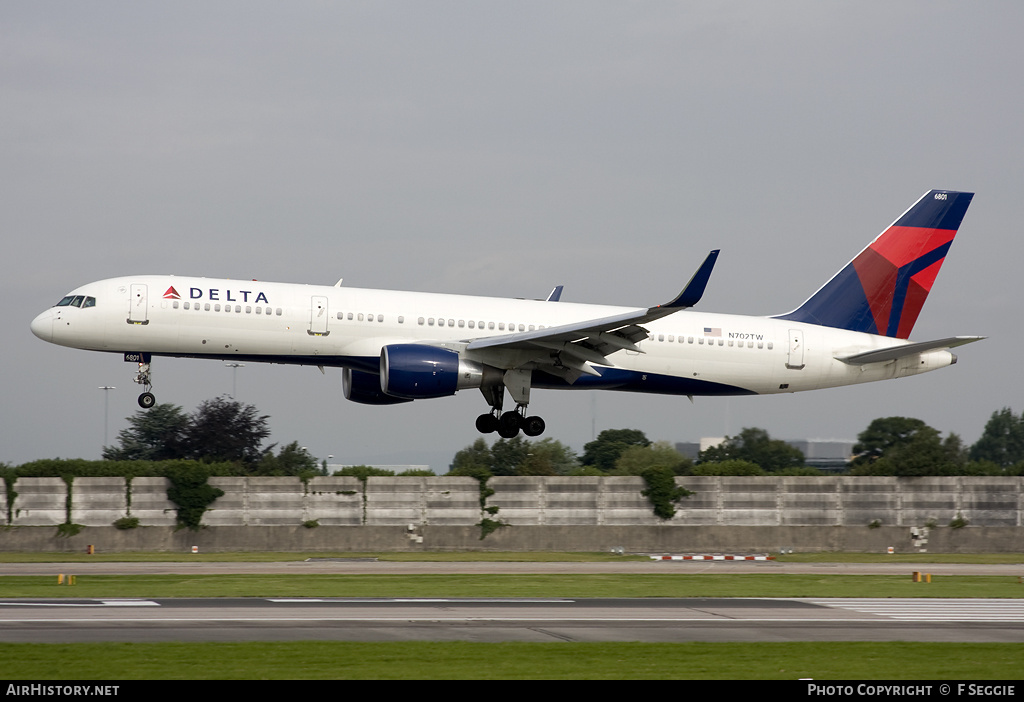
54, 295, 97, 308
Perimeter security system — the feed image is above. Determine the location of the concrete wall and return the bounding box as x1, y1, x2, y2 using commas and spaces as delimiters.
1, 524, 1021, 554
2, 475, 1022, 552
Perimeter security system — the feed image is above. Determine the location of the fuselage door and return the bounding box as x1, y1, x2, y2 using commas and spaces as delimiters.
786, 329, 805, 370
309, 296, 329, 336
128, 284, 149, 325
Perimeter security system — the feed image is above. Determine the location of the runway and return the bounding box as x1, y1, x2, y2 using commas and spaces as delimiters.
2, 560, 1022, 643
2, 596, 1024, 643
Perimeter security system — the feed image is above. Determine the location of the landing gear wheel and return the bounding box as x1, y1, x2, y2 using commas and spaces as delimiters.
138, 392, 156, 409
522, 415, 546, 437
475, 413, 499, 434
498, 411, 522, 438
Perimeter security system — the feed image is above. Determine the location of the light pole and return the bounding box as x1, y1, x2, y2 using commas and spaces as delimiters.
98, 386, 116, 450
224, 363, 245, 398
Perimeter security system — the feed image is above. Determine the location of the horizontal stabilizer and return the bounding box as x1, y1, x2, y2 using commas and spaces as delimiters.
836, 336, 985, 365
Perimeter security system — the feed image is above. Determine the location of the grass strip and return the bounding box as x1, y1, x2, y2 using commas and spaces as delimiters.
2, 573, 1022, 598
2, 641, 1023, 679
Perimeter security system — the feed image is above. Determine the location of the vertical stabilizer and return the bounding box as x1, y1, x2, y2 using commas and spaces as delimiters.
775, 190, 974, 338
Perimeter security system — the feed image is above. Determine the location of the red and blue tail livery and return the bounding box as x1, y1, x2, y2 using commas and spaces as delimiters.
777, 190, 974, 338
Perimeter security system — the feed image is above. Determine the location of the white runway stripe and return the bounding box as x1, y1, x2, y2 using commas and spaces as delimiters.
803, 598, 1024, 621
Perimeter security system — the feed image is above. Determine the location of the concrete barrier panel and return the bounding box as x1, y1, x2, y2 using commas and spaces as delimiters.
71, 477, 127, 527
206, 477, 247, 526
10, 478, 66, 526
489, 477, 544, 525
780, 477, 840, 526
841, 477, 900, 526
718, 477, 779, 526
130, 477, 177, 526
306, 476, 363, 526
672, 476, 721, 525
207, 477, 307, 526
422, 477, 480, 526
540, 477, 603, 526
603, 477, 664, 526
246, 477, 305, 526
900, 477, 960, 526
954, 477, 1021, 527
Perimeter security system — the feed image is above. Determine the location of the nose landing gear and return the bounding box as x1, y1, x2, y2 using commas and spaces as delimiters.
134, 361, 155, 408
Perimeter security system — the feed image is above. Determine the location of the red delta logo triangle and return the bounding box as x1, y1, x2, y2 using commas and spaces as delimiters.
163, 286, 181, 300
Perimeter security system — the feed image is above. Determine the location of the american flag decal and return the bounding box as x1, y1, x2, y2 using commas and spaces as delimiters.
704, 327, 721, 337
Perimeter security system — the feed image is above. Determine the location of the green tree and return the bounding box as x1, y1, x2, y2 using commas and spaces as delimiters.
526, 438, 580, 476
449, 437, 579, 477
698, 427, 804, 472
850, 417, 968, 476
489, 436, 532, 476
613, 441, 692, 476
689, 459, 765, 476
580, 429, 651, 472
970, 408, 1024, 467
450, 438, 493, 476
102, 404, 191, 461
255, 441, 319, 476
185, 396, 271, 468
850, 416, 932, 468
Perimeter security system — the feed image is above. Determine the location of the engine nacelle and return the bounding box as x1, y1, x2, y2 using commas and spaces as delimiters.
343, 368, 412, 405
380, 344, 496, 400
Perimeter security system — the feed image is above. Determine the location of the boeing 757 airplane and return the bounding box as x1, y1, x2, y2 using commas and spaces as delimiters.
31, 190, 982, 438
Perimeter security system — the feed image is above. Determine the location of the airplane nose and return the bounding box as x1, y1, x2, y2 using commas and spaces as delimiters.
30, 310, 52, 342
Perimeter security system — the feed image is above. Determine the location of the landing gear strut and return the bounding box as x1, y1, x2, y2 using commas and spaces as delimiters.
134, 361, 156, 408
474, 369, 545, 438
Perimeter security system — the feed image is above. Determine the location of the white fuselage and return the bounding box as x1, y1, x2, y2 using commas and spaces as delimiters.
30, 274, 955, 398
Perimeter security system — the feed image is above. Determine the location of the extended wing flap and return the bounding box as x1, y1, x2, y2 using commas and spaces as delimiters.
836, 336, 986, 365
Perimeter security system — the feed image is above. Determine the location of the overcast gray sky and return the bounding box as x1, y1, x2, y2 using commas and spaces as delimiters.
3, 2, 1021, 471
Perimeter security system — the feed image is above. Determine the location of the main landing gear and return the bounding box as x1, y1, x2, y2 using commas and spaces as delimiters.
474, 369, 545, 438
476, 407, 546, 438
134, 361, 156, 409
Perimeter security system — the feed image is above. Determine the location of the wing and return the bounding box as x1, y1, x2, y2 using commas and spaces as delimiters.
465, 250, 720, 381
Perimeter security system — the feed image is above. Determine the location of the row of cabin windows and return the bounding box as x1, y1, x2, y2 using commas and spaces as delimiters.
171, 300, 283, 316
418, 318, 542, 332
188, 302, 772, 349
652, 334, 772, 350
337, 312, 392, 323
332, 313, 543, 333
329, 311, 771, 348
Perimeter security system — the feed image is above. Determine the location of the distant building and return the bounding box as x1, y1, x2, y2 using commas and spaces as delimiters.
675, 438, 854, 472
785, 440, 855, 472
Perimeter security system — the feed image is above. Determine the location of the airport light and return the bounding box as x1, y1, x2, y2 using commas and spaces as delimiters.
224, 363, 245, 398
98, 386, 115, 450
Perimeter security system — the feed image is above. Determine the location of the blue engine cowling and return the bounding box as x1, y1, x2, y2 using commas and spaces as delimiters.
343, 368, 412, 405
380, 344, 495, 400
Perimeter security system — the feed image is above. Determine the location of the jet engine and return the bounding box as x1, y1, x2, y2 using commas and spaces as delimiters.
379, 344, 499, 399
343, 368, 412, 405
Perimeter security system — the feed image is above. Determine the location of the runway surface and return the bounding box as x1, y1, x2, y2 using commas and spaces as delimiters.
2, 559, 1023, 643
2, 595, 1024, 643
